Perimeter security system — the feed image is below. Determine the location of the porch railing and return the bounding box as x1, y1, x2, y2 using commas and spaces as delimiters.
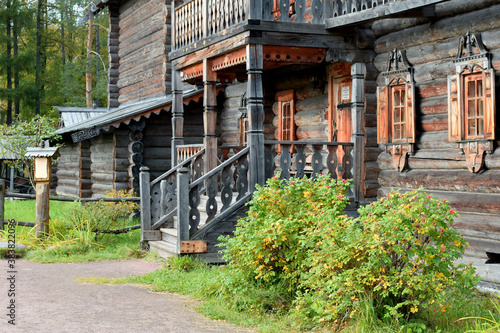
177, 144, 204, 164
264, 140, 354, 181
172, 0, 445, 50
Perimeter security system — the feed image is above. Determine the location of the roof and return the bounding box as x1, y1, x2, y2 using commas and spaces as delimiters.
54, 107, 109, 129
0, 139, 21, 160
55, 86, 220, 137
55, 96, 173, 136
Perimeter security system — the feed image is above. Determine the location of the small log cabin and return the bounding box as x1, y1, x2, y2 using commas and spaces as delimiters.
63, 0, 499, 283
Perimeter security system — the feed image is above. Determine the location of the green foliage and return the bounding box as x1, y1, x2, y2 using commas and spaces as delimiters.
220, 174, 352, 294
296, 188, 479, 325
163, 256, 205, 272
67, 190, 139, 238
0, 115, 61, 185
459, 291, 500, 332
220, 177, 480, 329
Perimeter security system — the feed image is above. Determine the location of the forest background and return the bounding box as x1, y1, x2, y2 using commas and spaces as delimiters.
0, 0, 109, 124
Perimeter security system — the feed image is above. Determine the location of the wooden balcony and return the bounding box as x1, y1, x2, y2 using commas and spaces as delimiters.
171, 0, 447, 55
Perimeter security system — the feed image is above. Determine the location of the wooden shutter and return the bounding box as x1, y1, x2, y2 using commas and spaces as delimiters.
483, 68, 496, 140
448, 74, 462, 142
377, 86, 390, 144
405, 81, 416, 143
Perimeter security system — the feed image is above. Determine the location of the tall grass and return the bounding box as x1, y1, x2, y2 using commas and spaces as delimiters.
0, 198, 144, 263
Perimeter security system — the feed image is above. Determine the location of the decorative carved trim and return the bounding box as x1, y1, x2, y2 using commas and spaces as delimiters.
378, 48, 416, 172
459, 141, 493, 173
211, 48, 247, 72
454, 31, 488, 62
387, 143, 413, 172
181, 63, 204, 81
71, 127, 100, 143
449, 32, 495, 173
262, 45, 326, 64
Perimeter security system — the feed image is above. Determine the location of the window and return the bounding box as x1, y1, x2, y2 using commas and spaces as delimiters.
276, 90, 295, 153
448, 32, 495, 173
377, 49, 415, 172
237, 113, 249, 147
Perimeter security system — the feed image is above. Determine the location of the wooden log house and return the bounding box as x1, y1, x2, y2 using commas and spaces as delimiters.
62, 0, 499, 282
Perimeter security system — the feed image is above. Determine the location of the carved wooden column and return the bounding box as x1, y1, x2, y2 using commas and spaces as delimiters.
246, 44, 265, 191
128, 119, 145, 195
351, 63, 366, 204
108, 4, 120, 108
203, 58, 218, 174
171, 67, 184, 167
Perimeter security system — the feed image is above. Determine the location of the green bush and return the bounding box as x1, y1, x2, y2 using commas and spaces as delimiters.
220, 174, 352, 294
297, 188, 479, 324
220, 177, 479, 327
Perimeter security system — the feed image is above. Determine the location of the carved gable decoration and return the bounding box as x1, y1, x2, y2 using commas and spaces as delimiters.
448, 31, 495, 173
377, 48, 416, 172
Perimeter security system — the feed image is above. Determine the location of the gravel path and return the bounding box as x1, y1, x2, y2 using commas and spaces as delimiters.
1, 259, 254, 333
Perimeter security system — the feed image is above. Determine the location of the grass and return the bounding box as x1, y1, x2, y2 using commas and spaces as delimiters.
0, 199, 145, 263
84, 256, 500, 333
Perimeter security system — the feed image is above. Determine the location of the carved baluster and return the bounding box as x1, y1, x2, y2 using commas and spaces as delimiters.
263, 0, 273, 20
236, 154, 249, 200
264, 144, 275, 180
343, 0, 351, 14
311, 0, 322, 23
360, 0, 368, 10
206, 174, 218, 222
327, 145, 339, 177
279, 0, 290, 22
344, 145, 353, 179
192, 153, 204, 182
150, 182, 161, 223
280, 144, 292, 180
351, 0, 359, 13
311, 145, 323, 178
189, 183, 201, 233
294, 144, 306, 178
333, 0, 341, 17
294, 0, 306, 23
221, 163, 233, 212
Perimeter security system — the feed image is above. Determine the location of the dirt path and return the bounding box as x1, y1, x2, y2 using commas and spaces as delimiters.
1, 259, 254, 333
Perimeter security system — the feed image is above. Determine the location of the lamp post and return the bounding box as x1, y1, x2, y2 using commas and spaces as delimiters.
25, 141, 59, 238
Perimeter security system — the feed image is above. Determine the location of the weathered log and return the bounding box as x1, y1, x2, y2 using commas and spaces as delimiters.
142, 147, 171, 159
224, 82, 247, 98
91, 173, 115, 183
295, 95, 328, 113
295, 125, 328, 140
378, 170, 500, 194
295, 110, 325, 127
378, 186, 500, 215
114, 171, 129, 182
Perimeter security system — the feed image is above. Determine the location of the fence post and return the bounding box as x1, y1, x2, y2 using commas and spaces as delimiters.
176, 167, 190, 254
139, 167, 151, 248
0, 179, 4, 232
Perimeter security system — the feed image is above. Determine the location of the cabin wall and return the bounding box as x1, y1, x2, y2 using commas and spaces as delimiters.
55, 140, 92, 198
372, 1, 500, 258
117, 0, 170, 106
90, 133, 115, 196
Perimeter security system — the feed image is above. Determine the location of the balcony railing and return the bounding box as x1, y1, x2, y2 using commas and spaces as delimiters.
172, 0, 445, 51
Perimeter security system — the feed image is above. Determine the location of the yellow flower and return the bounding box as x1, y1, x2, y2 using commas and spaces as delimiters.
410, 306, 418, 313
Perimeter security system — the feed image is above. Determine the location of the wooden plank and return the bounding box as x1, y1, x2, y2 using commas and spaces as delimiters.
142, 230, 162, 241
180, 240, 208, 254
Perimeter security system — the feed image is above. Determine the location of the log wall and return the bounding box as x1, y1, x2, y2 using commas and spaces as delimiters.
90, 133, 115, 196
372, 1, 500, 257
55, 140, 92, 198
117, 0, 170, 105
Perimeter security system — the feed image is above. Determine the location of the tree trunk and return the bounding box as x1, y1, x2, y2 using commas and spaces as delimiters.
86, 17, 94, 108
35, 0, 43, 115
6, 0, 12, 124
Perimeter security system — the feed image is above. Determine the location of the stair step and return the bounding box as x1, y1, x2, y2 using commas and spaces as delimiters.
160, 228, 178, 244
149, 240, 177, 258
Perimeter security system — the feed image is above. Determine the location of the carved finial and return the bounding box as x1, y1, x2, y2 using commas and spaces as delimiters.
456, 31, 488, 59
386, 48, 411, 73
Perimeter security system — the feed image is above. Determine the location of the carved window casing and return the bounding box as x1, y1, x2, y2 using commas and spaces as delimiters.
237, 114, 249, 147
377, 49, 415, 172
448, 31, 496, 173
277, 90, 296, 153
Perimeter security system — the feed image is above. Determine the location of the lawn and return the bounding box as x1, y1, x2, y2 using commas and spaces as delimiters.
0, 198, 145, 262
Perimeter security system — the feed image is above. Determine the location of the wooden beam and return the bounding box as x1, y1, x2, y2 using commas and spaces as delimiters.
180, 240, 208, 254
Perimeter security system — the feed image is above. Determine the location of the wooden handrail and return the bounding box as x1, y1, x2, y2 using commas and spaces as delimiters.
190, 146, 250, 189
151, 148, 205, 186
264, 140, 354, 146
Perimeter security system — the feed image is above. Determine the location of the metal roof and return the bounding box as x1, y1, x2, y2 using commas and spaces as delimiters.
55, 96, 174, 135
0, 139, 21, 160
54, 107, 109, 129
